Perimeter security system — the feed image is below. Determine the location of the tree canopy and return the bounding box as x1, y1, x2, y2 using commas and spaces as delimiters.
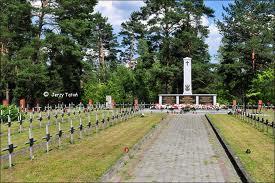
217, 0, 274, 104
0, 0, 274, 106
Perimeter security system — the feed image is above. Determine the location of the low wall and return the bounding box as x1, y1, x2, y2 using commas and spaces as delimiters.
159, 94, 217, 105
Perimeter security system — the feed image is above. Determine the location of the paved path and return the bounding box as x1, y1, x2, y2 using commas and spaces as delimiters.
107, 114, 241, 182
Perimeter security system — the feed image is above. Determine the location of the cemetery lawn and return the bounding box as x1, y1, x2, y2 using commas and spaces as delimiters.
1, 113, 166, 182
207, 114, 274, 183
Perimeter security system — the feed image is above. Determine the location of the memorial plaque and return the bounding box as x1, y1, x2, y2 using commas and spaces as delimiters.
199, 96, 213, 105
162, 96, 176, 105
179, 96, 196, 104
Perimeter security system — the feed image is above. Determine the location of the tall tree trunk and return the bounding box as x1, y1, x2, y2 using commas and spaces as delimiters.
0, 43, 3, 88
252, 48, 255, 71
129, 34, 134, 61
1, 42, 8, 101
5, 83, 9, 102
33, 0, 48, 64
164, 6, 170, 66
98, 38, 105, 82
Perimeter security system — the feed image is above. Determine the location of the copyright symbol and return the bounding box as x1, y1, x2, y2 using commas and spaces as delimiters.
43, 92, 49, 97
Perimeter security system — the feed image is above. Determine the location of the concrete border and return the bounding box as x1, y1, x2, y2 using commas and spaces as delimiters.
205, 114, 254, 183
99, 115, 170, 182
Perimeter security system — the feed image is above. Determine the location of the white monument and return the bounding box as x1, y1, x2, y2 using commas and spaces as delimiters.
158, 57, 217, 105
106, 95, 113, 109
183, 57, 192, 94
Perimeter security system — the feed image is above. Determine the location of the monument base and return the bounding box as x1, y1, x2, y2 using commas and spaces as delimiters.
158, 94, 217, 105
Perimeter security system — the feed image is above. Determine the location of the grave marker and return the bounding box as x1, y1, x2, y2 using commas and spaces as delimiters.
79, 116, 83, 138
18, 112, 23, 133
38, 112, 42, 128
87, 112, 92, 134
96, 112, 99, 132
125, 109, 128, 121
0, 110, 3, 134
61, 111, 65, 123
121, 110, 123, 121
54, 111, 58, 125
265, 119, 269, 133
123, 110, 125, 121
111, 110, 114, 126
102, 112, 105, 129
2, 116, 17, 167
69, 118, 75, 144
25, 127, 36, 160
56, 121, 63, 147
47, 112, 50, 126
34, 103, 42, 112
78, 103, 81, 111
42, 123, 51, 153
0, 110, 3, 124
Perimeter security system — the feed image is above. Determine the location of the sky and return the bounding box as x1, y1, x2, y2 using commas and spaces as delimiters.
95, 0, 233, 63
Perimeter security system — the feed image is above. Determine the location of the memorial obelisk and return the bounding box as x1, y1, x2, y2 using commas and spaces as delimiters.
158, 57, 217, 106
183, 57, 192, 94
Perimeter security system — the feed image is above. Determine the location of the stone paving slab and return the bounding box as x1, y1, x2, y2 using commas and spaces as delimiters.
106, 114, 241, 182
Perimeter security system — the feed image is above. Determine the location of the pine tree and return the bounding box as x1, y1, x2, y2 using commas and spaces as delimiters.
43, 0, 98, 103
217, 0, 274, 102
0, 0, 33, 103
89, 13, 118, 82
120, 0, 215, 98
119, 11, 146, 64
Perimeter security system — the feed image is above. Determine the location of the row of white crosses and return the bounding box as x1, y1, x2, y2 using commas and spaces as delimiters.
9, 104, 86, 134
42, 106, 138, 150
3, 102, 142, 136
237, 111, 275, 136
1, 105, 141, 168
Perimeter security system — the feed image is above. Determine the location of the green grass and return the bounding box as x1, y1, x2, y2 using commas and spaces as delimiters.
1, 113, 166, 182
208, 114, 274, 183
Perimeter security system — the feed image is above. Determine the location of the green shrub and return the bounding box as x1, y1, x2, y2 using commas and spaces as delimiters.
0, 105, 23, 123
